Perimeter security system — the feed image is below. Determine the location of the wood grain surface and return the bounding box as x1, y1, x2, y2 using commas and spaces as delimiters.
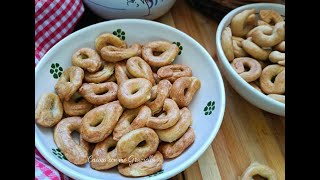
156, 0, 285, 179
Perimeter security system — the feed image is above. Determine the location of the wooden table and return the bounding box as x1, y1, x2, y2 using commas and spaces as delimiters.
154, 0, 285, 179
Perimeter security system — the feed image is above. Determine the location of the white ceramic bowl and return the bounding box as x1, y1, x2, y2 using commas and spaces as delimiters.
216, 3, 285, 116
35, 19, 226, 180
83, 0, 176, 20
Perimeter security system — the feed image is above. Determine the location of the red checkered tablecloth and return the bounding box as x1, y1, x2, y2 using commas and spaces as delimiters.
35, 0, 84, 179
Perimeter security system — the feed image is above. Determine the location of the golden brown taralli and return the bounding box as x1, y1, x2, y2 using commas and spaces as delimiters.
35, 93, 63, 127
79, 82, 118, 105
54, 117, 89, 165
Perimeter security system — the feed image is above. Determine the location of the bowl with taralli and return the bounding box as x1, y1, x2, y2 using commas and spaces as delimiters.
35, 19, 225, 180
216, 3, 285, 116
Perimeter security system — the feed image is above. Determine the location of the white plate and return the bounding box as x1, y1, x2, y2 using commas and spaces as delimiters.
35, 19, 226, 180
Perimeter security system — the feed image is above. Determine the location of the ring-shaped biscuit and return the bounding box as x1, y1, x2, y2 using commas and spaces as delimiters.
116, 127, 159, 164
142, 41, 179, 67
55, 66, 84, 101
79, 82, 118, 105
260, 64, 285, 94
240, 162, 277, 180
169, 77, 201, 107
157, 64, 192, 83
63, 92, 93, 116
146, 98, 180, 130
72, 48, 102, 73
117, 78, 152, 109
100, 43, 141, 62
35, 93, 63, 127
231, 57, 262, 82
54, 117, 90, 165
81, 101, 124, 143
126, 56, 155, 85
95, 33, 127, 53
84, 62, 115, 83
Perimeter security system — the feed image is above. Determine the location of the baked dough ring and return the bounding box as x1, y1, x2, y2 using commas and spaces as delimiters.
145, 79, 172, 115
126, 56, 155, 85
72, 48, 102, 73
260, 64, 285, 94
146, 98, 180, 130
115, 61, 134, 85
79, 82, 118, 105
230, 9, 256, 37
84, 62, 115, 83
156, 107, 192, 142
100, 43, 141, 62
231, 57, 262, 82
242, 38, 271, 61
81, 101, 124, 143
169, 77, 201, 107
158, 127, 195, 159
90, 136, 119, 170
55, 66, 84, 101
157, 64, 192, 83
63, 92, 93, 116
221, 27, 234, 61
117, 78, 152, 109
113, 106, 152, 141
142, 41, 179, 67
246, 25, 273, 38
118, 151, 163, 177
54, 117, 89, 165
269, 51, 285, 64
273, 41, 285, 52
240, 162, 277, 180
95, 33, 127, 53
251, 21, 285, 47
116, 127, 159, 164
35, 93, 63, 127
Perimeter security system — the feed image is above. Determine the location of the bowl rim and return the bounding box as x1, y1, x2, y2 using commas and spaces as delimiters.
35, 19, 226, 180
216, 3, 285, 112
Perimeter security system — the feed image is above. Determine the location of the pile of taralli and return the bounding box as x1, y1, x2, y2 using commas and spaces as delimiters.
35, 33, 201, 177
221, 9, 285, 103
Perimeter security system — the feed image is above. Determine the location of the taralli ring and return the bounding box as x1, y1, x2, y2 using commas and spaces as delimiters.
246, 25, 273, 38
55, 66, 84, 101
116, 127, 159, 164
54, 117, 90, 165
72, 48, 102, 73
240, 162, 277, 180
126, 56, 155, 85
117, 78, 152, 109
157, 64, 192, 83
142, 41, 179, 67
221, 27, 234, 61
145, 80, 172, 115
241, 37, 271, 61
100, 43, 141, 62
81, 101, 123, 143
35, 93, 63, 127
260, 64, 285, 94
169, 77, 201, 107
146, 98, 180, 130
156, 107, 192, 142
95, 33, 127, 53
90, 136, 119, 170
251, 21, 285, 47
115, 61, 134, 85
63, 92, 93, 116
158, 127, 195, 159
231, 57, 262, 82
84, 62, 115, 83
79, 82, 118, 105
113, 106, 152, 141
118, 151, 163, 177
230, 9, 256, 37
